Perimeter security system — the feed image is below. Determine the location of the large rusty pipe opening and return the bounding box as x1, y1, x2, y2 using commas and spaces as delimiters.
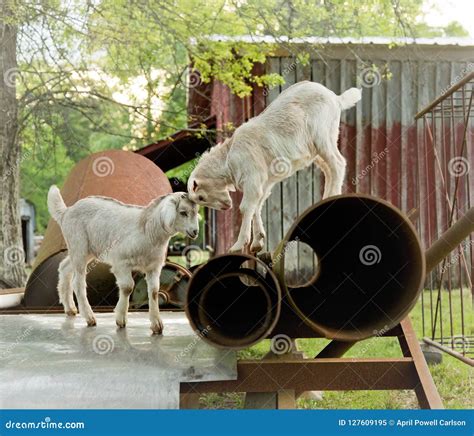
273, 195, 425, 341
186, 254, 281, 349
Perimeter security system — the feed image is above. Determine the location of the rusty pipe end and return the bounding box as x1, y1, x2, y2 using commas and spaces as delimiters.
185, 254, 281, 349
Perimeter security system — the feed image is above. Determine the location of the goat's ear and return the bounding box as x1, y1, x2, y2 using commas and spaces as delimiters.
160, 196, 177, 233
192, 180, 198, 192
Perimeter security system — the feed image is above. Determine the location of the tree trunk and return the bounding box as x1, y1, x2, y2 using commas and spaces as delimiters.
0, 0, 27, 288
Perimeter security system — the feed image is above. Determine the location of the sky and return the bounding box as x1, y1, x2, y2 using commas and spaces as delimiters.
423, 0, 474, 36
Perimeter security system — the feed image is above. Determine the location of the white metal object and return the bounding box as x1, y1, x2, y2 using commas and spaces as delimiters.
0, 312, 236, 409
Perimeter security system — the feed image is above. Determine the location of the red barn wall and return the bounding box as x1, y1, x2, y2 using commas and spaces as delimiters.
188, 43, 474, 272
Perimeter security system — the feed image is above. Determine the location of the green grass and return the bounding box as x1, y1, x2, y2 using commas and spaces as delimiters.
199, 290, 473, 409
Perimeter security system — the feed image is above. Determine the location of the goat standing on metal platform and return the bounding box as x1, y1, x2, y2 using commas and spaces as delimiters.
47, 186, 199, 333
187, 81, 361, 252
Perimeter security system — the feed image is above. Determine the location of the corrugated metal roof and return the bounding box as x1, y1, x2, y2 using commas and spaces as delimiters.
201, 35, 474, 47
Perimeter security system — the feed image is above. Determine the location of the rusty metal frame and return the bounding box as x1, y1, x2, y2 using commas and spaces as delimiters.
180, 200, 474, 408
180, 317, 443, 409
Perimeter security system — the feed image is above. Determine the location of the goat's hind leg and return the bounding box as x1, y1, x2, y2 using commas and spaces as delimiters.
71, 261, 96, 326
315, 148, 346, 199
314, 155, 332, 199
250, 188, 271, 253
113, 268, 135, 328
57, 256, 77, 316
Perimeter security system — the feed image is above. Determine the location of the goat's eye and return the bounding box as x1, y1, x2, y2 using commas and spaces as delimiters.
198, 195, 204, 201
179, 211, 188, 217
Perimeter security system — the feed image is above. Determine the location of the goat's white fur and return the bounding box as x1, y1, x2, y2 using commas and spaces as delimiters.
48, 186, 199, 333
188, 81, 361, 252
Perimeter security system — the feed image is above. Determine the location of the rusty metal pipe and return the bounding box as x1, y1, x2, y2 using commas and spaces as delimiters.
315, 340, 357, 358
423, 337, 474, 367
425, 206, 474, 274
272, 194, 426, 342
186, 197, 473, 351
185, 254, 281, 349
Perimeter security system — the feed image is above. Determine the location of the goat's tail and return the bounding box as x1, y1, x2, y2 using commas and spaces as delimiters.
338, 87, 362, 110
48, 185, 67, 224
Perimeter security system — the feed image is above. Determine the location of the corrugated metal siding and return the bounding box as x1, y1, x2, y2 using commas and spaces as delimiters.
196, 43, 474, 275
260, 52, 474, 272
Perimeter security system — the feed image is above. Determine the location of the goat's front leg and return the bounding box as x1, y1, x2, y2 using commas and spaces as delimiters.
113, 268, 135, 328
250, 187, 272, 253
145, 267, 164, 335
229, 187, 260, 253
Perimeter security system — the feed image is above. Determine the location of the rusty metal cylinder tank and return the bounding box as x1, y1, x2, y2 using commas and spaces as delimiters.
24, 149, 172, 307
186, 254, 282, 349
272, 194, 425, 341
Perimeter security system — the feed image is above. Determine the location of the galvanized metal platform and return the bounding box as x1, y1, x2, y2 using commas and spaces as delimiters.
0, 312, 236, 409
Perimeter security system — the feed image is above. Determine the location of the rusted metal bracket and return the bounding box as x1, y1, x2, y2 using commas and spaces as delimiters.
180, 317, 443, 410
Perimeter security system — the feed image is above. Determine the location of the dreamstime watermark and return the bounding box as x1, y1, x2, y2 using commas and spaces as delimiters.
92, 156, 115, 177
3, 67, 20, 88
439, 63, 474, 95
440, 239, 474, 274
175, 325, 212, 363
4, 246, 25, 266
269, 237, 300, 268
359, 66, 381, 88
352, 148, 388, 185
1, 326, 33, 360
263, 58, 301, 97
448, 156, 470, 177
86, 238, 120, 274
352, 324, 390, 360
3, 149, 32, 180
173, 152, 202, 187
183, 244, 206, 265
183, 68, 201, 89
270, 334, 293, 355
4, 417, 85, 430
270, 156, 292, 178
359, 245, 382, 266
92, 334, 115, 355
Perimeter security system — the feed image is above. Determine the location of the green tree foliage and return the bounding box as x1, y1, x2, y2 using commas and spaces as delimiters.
11, 0, 468, 231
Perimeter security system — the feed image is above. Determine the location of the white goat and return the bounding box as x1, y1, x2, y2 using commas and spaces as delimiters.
47, 186, 199, 333
188, 81, 361, 252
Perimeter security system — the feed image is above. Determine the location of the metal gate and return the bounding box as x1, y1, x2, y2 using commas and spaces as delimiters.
415, 71, 474, 364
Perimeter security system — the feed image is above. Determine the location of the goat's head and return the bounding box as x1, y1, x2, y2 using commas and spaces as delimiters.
187, 177, 234, 211
159, 193, 199, 239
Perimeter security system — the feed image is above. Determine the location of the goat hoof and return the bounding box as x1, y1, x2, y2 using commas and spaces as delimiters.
250, 240, 264, 253
86, 317, 97, 327
115, 313, 127, 328
65, 308, 77, 317
151, 319, 164, 335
